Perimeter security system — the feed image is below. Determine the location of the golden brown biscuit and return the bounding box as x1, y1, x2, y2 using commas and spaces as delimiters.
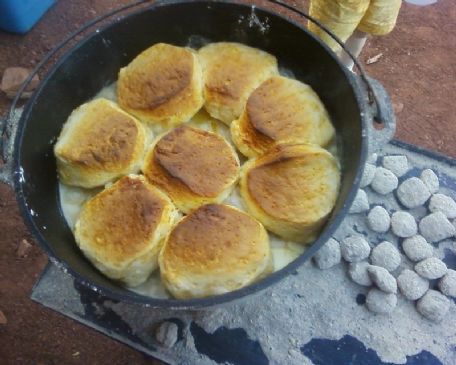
74, 175, 178, 287
54, 98, 147, 188
117, 43, 204, 126
159, 204, 272, 299
231, 76, 335, 157
198, 42, 278, 124
240, 143, 340, 243
142, 125, 240, 213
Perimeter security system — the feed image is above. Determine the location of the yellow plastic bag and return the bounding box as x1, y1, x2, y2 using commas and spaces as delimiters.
358, 0, 402, 35
308, 0, 402, 50
308, 0, 370, 51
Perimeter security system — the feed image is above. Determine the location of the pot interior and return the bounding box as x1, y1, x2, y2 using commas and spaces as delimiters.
15, 1, 364, 307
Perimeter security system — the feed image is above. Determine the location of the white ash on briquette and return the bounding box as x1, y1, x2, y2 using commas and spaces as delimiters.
360, 163, 376, 188
415, 257, 448, 280
340, 235, 371, 263
366, 206, 390, 233
369, 241, 401, 272
367, 265, 398, 294
438, 269, 456, 298
397, 177, 431, 208
419, 211, 456, 243
390, 211, 417, 238
420, 169, 439, 194
397, 269, 429, 301
348, 261, 373, 286
428, 193, 456, 219
402, 235, 434, 262
370, 167, 398, 195
382, 155, 409, 177
416, 290, 451, 322
366, 288, 397, 314
155, 321, 179, 348
312, 238, 341, 269
349, 189, 369, 214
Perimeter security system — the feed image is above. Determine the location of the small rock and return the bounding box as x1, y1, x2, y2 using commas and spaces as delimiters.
313, 238, 341, 269
402, 235, 434, 262
349, 189, 369, 213
367, 206, 390, 233
393, 102, 404, 114
0, 310, 6, 325
155, 321, 178, 348
415, 257, 447, 279
397, 177, 431, 208
371, 167, 398, 195
368, 153, 378, 164
419, 211, 456, 243
1, 67, 39, 99
390, 211, 417, 238
368, 265, 397, 293
420, 169, 439, 194
340, 235, 371, 263
360, 164, 376, 188
429, 194, 456, 219
397, 269, 429, 300
366, 288, 397, 314
416, 290, 450, 322
438, 269, 456, 298
370, 241, 401, 272
382, 155, 408, 177
17, 239, 32, 258
348, 262, 372, 286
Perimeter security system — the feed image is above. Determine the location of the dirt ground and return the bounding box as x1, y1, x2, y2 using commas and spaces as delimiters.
0, 1, 455, 364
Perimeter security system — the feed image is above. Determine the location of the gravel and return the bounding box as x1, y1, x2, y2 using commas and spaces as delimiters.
348, 262, 372, 286
420, 169, 439, 194
349, 189, 369, 214
313, 238, 341, 269
368, 265, 398, 294
366, 206, 390, 233
371, 167, 398, 195
340, 236, 371, 262
428, 194, 456, 219
415, 258, 447, 280
390, 211, 417, 238
360, 163, 376, 188
397, 177, 431, 208
419, 211, 456, 243
382, 155, 408, 177
438, 269, 456, 298
416, 290, 451, 322
366, 288, 397, 314
155, 321, 179, 348
370, 241, 401, 272
402, 235, 434, 262
397, 269, 429, 300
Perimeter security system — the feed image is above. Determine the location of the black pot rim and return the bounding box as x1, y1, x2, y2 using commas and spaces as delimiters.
13, 0, 368, 309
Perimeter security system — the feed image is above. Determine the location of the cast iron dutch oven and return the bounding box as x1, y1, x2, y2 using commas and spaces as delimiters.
0, 0, 395, 309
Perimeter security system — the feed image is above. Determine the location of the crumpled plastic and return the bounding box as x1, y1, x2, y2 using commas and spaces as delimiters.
308, 0, 402, 51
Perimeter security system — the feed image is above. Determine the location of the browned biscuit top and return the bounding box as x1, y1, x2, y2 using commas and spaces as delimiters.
76, 176, 168, 264
59, 103, 139, 170
246, 144, 339, 222
162, 204, 266, 274
148, 125, 239, 197
118, 43, 193, 110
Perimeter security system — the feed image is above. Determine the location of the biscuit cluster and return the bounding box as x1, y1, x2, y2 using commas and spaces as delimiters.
54, 42, 341, 299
